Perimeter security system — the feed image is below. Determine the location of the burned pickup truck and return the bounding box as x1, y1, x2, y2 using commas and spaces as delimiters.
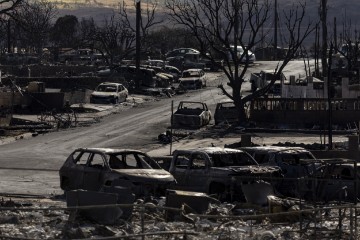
168, 147, 281, 202
238, 146, 319, 197
172, 101, 212, 128
305, 158, 360, 203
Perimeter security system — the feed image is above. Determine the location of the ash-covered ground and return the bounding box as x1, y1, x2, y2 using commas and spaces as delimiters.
0, 194, 356, 239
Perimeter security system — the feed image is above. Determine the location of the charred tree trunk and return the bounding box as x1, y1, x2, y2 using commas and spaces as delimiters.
233, 78, 247, 123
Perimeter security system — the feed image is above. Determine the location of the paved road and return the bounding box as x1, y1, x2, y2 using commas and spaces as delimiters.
0, 60, 320, 195
0, 70, 229, 195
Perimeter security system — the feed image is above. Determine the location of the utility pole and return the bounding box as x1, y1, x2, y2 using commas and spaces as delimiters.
135, 0, 141, 90
274, 0, 278, 60
321, 0, 328, 78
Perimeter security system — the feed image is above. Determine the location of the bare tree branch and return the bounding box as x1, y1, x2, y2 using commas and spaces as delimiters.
119, 0, 163, 53
92, 13, 135, 67
9, 0, 57, 54
166, 0, 315, 122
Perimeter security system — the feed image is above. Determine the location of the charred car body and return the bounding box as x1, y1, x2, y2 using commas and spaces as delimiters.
168, 147, 281, 201
226, 45, 256, 63
214, 101, 238, 125
178, 68, 207, 90
59, 148, 176, 197
306, 159, 360, 203
238, 146, 319, 197
90, 82, 128, 104
172, 101, 212, 128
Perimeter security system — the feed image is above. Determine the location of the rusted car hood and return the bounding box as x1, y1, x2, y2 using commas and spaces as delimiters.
112, 169, 175, 182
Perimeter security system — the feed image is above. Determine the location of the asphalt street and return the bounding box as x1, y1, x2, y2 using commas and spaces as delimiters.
0, 60, 345, 196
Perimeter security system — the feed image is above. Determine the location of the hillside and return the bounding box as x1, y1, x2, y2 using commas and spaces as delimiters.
54, 0, 360, 48
55, 0, 360, 27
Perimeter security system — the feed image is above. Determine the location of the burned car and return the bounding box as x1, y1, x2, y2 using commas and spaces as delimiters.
214, 101, 238, 125
308, 159, 360, 203
238, 146, 317, 174
238, 146, 319, 197
178, 68, 207, 90
164, 65, 181, 82
172, 101, 212, 128
90, 82, 128, 104
59, 148, 176, 197
168, 147, 281, 202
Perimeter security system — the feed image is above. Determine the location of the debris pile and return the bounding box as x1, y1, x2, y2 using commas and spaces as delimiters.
0, 193, 358, 239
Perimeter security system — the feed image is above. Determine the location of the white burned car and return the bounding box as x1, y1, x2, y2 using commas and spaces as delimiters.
90, 82, 128, 104
178, 68, 207, 90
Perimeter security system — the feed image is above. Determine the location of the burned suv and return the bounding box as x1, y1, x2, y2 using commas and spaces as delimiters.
59, 148, 176, 197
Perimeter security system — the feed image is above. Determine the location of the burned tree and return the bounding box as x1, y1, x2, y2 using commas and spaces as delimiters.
78, 17, 96, 45
90, 1, 163, 68
91, 13, 135, 67
50, 15, 80, 49
118, 0, 164, 57
166, 0, 315, 123
331, 17, 360, 83
0, 0, 23, 52
9, 0, 57, 54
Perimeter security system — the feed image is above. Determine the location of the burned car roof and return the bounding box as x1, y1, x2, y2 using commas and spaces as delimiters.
76, 147, 146, 154
173, 147, 260, 167
174, 147, 248, 155
240, 146, 312, 154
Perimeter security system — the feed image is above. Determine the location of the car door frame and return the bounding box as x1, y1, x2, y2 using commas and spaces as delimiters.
184, 152, 210, 192
82, 151, 109, 191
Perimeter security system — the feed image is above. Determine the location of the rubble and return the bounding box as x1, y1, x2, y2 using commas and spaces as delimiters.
0, 195, 358, 239
66, 190, 127, 225
164, 189, 220, 221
